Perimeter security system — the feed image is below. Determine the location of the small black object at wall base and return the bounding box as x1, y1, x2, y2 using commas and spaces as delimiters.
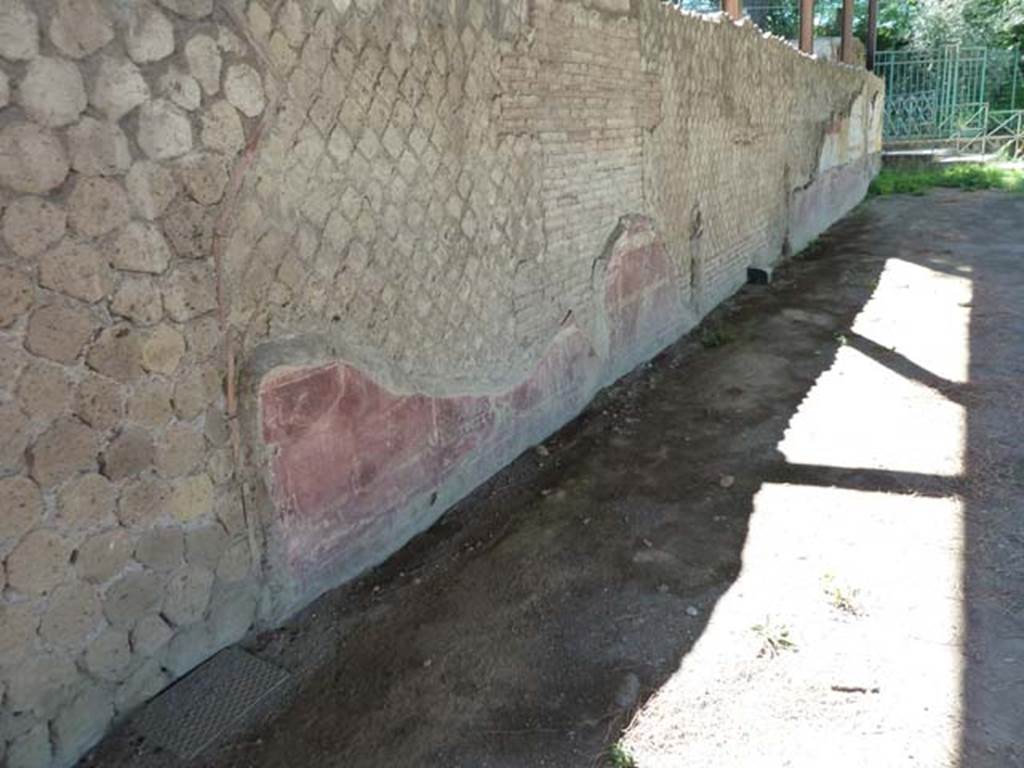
748, 267, 773, 285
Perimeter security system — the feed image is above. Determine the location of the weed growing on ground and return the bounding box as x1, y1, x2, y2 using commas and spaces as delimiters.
752, 617, 797, 658
608, 743, 637, 768
699, 322, 735, 349
823, 573, 862, 616
868, 164, 1024, 196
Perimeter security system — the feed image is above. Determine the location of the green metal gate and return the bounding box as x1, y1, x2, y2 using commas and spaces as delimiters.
875, 46, 1022, 144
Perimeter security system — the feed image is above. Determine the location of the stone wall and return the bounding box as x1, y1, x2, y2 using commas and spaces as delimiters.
0, 1, 881, 765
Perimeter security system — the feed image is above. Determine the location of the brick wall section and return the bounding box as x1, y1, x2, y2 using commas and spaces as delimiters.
500, 0, 659, 337
0, 1, 882, 765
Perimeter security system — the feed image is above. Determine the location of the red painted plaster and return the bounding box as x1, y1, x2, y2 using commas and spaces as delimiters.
259, 217, 684, 583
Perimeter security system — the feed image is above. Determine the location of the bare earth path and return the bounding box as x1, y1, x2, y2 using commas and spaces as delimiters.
87, 190, 1024, 768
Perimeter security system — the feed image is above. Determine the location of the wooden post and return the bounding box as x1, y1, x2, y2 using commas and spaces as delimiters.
721, 0, 741, 21
839, 0, 855, 64
866, 0, 879, 70
799, 0, 814, 54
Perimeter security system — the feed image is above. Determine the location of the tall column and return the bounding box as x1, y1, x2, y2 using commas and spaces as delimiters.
721, 0, 741, 21
840, 0, 855, 64
866, 0, 879, 70
799, 0, 814, 54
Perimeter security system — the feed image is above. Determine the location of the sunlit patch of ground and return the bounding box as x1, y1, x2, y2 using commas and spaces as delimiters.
622, 486, 964, 768
622, 249, 974, 767
777, 342, 966, 476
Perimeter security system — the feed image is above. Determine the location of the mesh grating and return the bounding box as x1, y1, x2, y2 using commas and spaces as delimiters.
132, 647, 293, 760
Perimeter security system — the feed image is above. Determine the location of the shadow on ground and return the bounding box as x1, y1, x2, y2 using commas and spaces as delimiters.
86, 190, 1024, 767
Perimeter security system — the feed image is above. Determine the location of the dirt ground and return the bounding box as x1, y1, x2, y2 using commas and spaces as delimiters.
87, 189, 1024, 768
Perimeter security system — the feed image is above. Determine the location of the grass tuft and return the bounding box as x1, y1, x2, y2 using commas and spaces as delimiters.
608, 743, 637, 768
822, 573, 862, 616
752, 617, 798, 658
699, 322, 735, 349
868, 163, 1024, 197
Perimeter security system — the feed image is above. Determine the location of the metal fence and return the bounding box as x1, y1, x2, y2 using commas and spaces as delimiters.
874, 46, 1023, 147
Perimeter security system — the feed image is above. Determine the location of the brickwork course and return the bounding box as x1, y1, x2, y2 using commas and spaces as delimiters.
0, 0, 882, 765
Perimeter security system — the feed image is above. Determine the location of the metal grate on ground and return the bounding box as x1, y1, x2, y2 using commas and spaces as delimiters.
131, 647, 294, 761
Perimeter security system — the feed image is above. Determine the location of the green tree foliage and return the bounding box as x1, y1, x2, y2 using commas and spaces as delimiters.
867, 1, 920, 50
734, 0, 1023, 52
912, 0, 1024, 49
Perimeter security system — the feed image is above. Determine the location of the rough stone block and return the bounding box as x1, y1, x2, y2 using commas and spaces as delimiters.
5, 651, 80, 718
161, 66, 203, 111
56, 472, 115, 529
25, 303, 99, 363
75, 374, 125, 431
86, 325, 145, 383
163, 263, 218, 321
40, 582, 102, 650
103, 569, 164, 627
53, 685, 115, 765
2, 196, 66, 258
117, 476, 170, 527
138, 99, 194, 160
76, 528, 133, 584
38, 237, 113, 303
162, 197, 216, 259
0, 0, 39, 61
128, 378, 175, 428
68, 176, 131, 238
142, 324, 186, 374
28, 417, 100, 487
162, 564, 214, 625
91, 56, 150, 121
0, 265, 34, 327
162, 622, 212, 677
127, 2, 176, 63
102, 427, 155, 480
1, 67, 11, 106
224, 63, 265, 117
155, 423, 205, 477
215, 539, 251, 583
6, 528, 72, 597
0, 341, 26, 392
201, 100, 245, 155
209, 586, 256, 645
0, 601, 39, 665
111, 276, 166, 325
0, 476, 43, 543
125, 162, 180, 221
132, 614, 174, 657
0, 401, 30, 473
49, 0, 114, 59
16, 359, 73, 420
111, 221, 173, 274
186, 34, 222, 95
159, 0, 214, 20
6, 724, 52, 768
168, 474, 214, 522
67, 117, 133, 176
177, 152, 229, 205
0, 123, 70, 194
172, 368, 209, 419
84, 626, 135, 682
18, 56, 87, 128
135, 526, 185, 572
184, 522, 227, 569
115, 658, 169, 714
